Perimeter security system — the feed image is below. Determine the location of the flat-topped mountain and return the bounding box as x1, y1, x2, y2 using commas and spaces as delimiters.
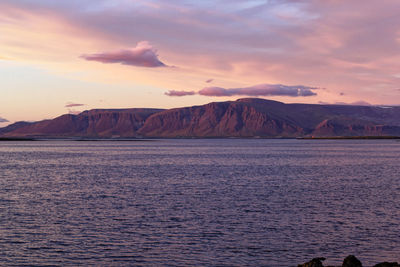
1, 98, 400, 138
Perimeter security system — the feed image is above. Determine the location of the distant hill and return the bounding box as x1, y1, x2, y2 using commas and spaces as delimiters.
1, 99, 400, 138
0, 121, 33, 136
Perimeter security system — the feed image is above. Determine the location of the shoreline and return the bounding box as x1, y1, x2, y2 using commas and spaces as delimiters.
1, 136, 400, 141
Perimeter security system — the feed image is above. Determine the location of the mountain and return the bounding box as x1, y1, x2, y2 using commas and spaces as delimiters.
2, 109, 163, 138
1, 98, 400, 138
137, 99, 303, 137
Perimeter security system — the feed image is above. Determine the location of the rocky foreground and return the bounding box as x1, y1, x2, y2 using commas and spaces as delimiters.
1, 98, 400, 138
299, 255, 400, 267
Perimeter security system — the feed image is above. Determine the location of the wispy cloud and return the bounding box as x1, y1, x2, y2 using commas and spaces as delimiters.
65, 102, 85, 108
65, 102, 85, 115
0, 117, 9, 123
81, 41, 167, 68
165, 90, 195, 97
318, 100, 371, 106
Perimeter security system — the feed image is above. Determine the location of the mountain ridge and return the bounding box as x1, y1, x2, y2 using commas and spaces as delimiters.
2, 98, 400, 138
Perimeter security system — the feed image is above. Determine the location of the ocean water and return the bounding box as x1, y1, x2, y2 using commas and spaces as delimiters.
0, 139, 399, 266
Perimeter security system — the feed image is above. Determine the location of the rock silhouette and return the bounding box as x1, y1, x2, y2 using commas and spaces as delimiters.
298, 257, 325, 267
298, 255, 399, 267
342, 255, 362, 267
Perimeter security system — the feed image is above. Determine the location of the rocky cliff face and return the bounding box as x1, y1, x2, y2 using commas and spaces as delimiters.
138, 100, 303, 137
1, 99, 400, 138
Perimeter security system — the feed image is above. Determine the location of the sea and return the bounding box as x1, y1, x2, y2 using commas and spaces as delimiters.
0, 139, 399, 266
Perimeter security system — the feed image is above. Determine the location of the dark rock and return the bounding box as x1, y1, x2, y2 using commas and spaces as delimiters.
373, 262, 400, 267
342, 255, 362, 267
298, 257, 326, 267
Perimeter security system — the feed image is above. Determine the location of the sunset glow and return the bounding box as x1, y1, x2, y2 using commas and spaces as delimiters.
1, 0, 400, 125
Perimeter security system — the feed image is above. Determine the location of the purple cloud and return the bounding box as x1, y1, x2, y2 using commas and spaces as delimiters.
81, 41, 166, 68
65, 102, 85, 108
206, 79, 214, 83
165, 90, 196, 97
0, 116, 9, 123
198, 84, 317, 97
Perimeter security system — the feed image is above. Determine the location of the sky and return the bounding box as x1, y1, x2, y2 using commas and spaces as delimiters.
1, 0, 400, 126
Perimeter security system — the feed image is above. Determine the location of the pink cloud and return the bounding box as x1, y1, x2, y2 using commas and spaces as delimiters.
198, 84, 317, 97
65, 102, 85, 108
165, 90, 196, 97
81, 41, 166, 68
2, 1, 400, 105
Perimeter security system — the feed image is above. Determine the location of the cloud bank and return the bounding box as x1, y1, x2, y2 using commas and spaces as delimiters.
81, 41, 166, 68
166, 84, 317, 97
